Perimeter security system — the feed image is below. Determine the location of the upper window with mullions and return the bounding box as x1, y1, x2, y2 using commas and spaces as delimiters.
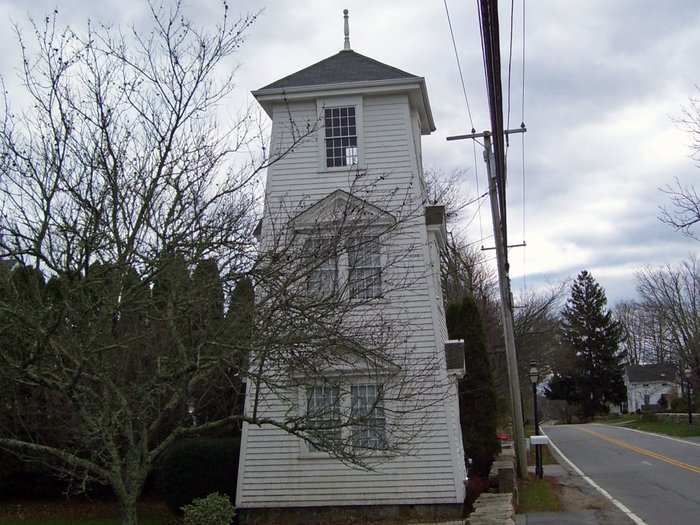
325, 106, 358, 168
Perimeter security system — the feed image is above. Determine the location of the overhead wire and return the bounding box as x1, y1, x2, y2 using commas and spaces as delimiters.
443, 0, 475, 132
520, 0, 527, 293
506, 0, 515, 147
443, 0, 487, 243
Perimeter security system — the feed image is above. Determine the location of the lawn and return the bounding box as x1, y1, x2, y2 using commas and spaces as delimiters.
516, 476, 561, 514
0, 518, 173, 525
607, 415, 700, 437
0, 499, 175, 525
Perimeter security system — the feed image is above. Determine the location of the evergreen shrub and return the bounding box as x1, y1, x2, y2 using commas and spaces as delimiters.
157, 437, 240, 514
446, 295, 501, 479
183, 492, 235, 525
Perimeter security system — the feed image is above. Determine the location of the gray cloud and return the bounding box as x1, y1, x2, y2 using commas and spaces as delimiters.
1, 0, 698, 303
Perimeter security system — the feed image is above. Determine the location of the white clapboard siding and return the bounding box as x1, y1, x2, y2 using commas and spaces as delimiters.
237, 93, 466, 508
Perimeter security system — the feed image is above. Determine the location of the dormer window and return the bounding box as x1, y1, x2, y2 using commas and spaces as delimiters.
325, 106, 358, 167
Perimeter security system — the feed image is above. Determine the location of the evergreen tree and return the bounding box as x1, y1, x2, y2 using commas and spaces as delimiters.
446, 295, 500, 478
555, 270, 626, 418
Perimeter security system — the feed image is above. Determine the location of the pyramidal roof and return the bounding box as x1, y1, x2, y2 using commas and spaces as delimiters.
257, 49, 420, 91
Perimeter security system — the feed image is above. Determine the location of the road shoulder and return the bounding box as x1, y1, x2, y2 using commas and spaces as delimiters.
537, 427, 642, 525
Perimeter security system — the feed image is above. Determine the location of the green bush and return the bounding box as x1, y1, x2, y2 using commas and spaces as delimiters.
183, 492, 235, 525
156, 437, 240, 514
670, 397, 688, 413
446, 295, 501, 478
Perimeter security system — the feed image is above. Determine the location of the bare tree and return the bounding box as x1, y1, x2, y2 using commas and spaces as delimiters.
660, 91, 700, 237
614, 300, 669, 365
0, 5, 444, 524
637, 256, 700, 384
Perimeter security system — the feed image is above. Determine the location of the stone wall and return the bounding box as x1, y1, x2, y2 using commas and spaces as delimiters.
656, 412, 700, 423
488, 442, 517, 501
466, 493, 514, 525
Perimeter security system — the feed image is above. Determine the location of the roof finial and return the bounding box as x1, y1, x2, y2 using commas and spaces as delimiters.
343, 9, 351, 51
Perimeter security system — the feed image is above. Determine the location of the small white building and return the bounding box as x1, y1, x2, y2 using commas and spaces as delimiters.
624, 364, 680, 412
236, 12, 466, 522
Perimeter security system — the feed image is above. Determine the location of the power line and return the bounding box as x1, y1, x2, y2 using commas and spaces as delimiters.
443, 0, 487, 244
473, 140, 485, 242
520, 0, 527, 293
506, 0, 515, 142
443, 0, 475, 131
521, 0, 526, 125
478, 0, 508, 250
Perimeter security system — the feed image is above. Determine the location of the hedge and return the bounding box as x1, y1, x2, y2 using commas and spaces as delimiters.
156, 437, 241, 514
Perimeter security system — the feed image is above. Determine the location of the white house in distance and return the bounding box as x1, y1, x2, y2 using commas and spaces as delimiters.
236, 11, 467, 523
624, 364, 680, 412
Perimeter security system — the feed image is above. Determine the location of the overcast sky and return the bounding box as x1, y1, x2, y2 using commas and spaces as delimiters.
1, 0, 699, 304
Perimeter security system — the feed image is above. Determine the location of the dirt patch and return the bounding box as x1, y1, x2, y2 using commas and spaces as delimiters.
553, 474, 616, 513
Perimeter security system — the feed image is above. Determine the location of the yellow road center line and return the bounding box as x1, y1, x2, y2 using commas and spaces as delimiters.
579, 427, 700, 475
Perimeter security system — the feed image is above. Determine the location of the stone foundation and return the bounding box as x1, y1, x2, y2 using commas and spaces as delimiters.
238, 503, 464, 525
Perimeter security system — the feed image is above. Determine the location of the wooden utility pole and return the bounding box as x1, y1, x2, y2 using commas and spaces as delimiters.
447, 128, 528, 477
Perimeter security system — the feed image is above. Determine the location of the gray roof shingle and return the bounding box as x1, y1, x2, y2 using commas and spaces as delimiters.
625, 364, 677, 383
257, 50, 419, 91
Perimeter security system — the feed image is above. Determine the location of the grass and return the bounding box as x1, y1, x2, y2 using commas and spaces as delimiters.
0, 515, 172, 524
516, 476, 562, 514
606, 414, 700, 437
0, 499, 175, 525
523, 424, 558, 466
527, 443, 557, 466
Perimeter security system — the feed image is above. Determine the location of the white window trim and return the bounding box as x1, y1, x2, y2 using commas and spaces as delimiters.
316, 96, 365, 173
297, 374, 391, 459
301, 228, 387, 302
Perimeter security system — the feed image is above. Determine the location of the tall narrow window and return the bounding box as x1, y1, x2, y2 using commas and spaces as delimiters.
306, 385, 341, 451
348, 236, 381, 299
351, 384, 386, 449
304, 237, 337, 296
325, 106, 358, 168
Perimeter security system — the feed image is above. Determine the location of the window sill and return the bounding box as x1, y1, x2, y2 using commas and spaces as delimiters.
317, 165, 367, 175
298, 449, 393, 460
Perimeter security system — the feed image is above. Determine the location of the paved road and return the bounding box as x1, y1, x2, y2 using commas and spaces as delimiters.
543, 424, 700, 525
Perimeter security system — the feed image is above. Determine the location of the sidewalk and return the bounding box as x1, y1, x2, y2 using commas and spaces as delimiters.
516, 464, 633, 525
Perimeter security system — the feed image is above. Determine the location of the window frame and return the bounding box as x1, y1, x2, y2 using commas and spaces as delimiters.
347, 235, 383, 300
300, 229, 385, 301
304, 384, 342, 452
316, 96, 365, 173
350, 383, 387, 450
297, 376, 390, 459
303, 236, 339, 297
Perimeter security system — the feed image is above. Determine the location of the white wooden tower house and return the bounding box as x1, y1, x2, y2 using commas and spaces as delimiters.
236, 11, 467, 520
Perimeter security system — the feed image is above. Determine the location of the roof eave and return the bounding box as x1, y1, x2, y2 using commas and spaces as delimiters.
252, 77, 436, 134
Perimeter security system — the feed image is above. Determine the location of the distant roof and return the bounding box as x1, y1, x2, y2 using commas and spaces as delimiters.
257, 50, 420, 91
626, 364, 677, 383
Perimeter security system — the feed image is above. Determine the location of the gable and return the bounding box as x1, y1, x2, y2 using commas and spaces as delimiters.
289, 190, 395, 231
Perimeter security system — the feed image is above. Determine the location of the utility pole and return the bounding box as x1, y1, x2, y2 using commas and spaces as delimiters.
447, 128, 528, 478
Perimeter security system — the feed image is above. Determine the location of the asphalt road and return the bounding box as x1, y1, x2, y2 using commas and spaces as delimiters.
543, 424, 700, 525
